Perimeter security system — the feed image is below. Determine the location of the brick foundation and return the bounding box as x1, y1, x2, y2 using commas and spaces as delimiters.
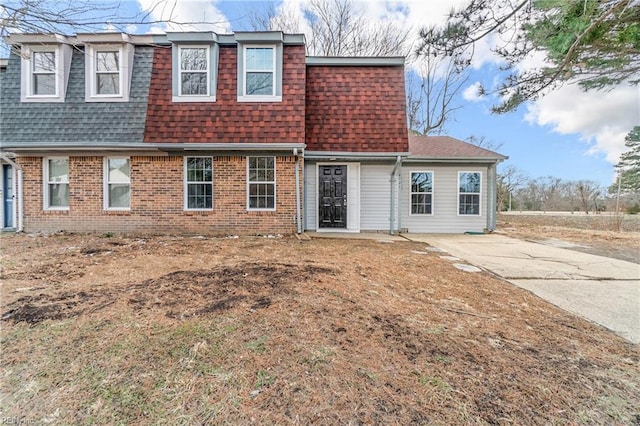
18, 155, 301, 235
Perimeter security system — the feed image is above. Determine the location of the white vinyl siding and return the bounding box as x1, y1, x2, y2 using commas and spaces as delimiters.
401, 165, 488, 233
304, 162, 317, 230
360, 164, 393, 231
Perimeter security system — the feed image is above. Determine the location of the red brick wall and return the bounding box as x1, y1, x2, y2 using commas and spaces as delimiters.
17, 156, 300, 235
305, 65, 409, 152
144, 45, 306, 144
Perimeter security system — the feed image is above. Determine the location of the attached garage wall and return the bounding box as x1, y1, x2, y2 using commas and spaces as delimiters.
401, 163, 490, 233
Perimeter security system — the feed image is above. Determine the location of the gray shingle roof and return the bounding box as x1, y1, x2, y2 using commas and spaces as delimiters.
0, 46, 152, 145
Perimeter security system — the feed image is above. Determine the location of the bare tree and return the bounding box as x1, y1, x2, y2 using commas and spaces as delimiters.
465, 135, 504, 152
247, 0, 410, 56
406, 53, 469, 135
497, 166, 528, 211
1, 1, 228, 39
573, 180, 602, 214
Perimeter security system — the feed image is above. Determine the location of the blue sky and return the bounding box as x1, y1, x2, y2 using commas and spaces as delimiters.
3, 0, 638, 187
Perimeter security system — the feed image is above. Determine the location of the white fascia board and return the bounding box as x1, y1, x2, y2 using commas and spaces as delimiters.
5, 33, 70, 45
76, 33, 131, 43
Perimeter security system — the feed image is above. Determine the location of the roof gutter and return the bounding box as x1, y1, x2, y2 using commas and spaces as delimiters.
0, 143, 307, 153
390, 155, 402, 235
403, 156, 508, 163
305, 151, 410, 161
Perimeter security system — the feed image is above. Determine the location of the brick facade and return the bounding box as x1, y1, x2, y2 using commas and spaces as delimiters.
305, 65, 408, 152
144, 45, 306, 144
18, 155, 300, 235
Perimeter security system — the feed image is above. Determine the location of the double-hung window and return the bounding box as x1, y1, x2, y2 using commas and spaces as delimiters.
179, 46, 209, 96
44, 158, 69, 209
185, 157, 213, 210
458, 172, 481, 215
247, 156, 275, 210
32, 51, 56, 96
104, 158, 131, 210
244, 46, 275, 97
95, 50, 120, 95
410, 172, 433, 215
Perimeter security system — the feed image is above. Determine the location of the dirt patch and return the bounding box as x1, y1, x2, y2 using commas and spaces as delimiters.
2, 263, 335, 323
1, 233, 638, 424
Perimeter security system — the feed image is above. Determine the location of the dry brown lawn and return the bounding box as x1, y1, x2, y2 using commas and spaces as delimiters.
498, 213, 640, 264
1, 231, 639, 424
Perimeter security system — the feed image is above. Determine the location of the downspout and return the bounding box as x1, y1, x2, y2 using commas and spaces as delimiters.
0, 154, 23, 232
487, 163, 497, 232
294, 148, 303, 234
389, 155, 402, 235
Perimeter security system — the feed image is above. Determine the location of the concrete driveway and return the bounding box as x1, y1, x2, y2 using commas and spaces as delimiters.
405, 233, 640, 344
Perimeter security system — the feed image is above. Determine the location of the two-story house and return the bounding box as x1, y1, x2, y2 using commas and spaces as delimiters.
0, 31, 506, 235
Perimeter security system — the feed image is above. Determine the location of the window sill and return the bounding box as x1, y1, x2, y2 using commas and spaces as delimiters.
86, 95, 130, 103
22, 96, 65, 103
247, 209, 276, 213
43, 208, 69, 214
173, 95, 217, 103
237, 95, 282, 103
184, 209, 214, 215
104, 209, 131, 215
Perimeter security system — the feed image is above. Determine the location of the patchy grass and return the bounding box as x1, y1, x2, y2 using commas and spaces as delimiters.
498, 213, 640, 264
1, 232, 639, 424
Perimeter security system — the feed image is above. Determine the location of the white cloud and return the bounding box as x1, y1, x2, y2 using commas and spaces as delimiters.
525, 83, 640, 164
462, 82, 484, 102
137, 0, 231, 33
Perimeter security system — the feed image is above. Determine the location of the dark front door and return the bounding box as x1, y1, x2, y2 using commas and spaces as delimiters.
3, 164, 14, 228
319, 165, 347, 229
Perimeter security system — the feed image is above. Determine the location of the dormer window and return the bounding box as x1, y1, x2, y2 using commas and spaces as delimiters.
244, 46, 275, 96
167, 32, 218, 103
235, 32, 284, 102
84, 43, 132, 102
7, 33, 73, 103
179, 46, 209, 96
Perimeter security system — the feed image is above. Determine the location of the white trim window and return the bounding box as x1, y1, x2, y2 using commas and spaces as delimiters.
85, 44, 132, 102
410, 171, 433, 215
458, 171, 481, 215
179, 46, 209, 97
247, 156, 276, 210
104, 157, 131, 210
243, 45, 275, 97
20, 44, 71, 102
43, 157, 69, 210
184, 157, 213, 210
